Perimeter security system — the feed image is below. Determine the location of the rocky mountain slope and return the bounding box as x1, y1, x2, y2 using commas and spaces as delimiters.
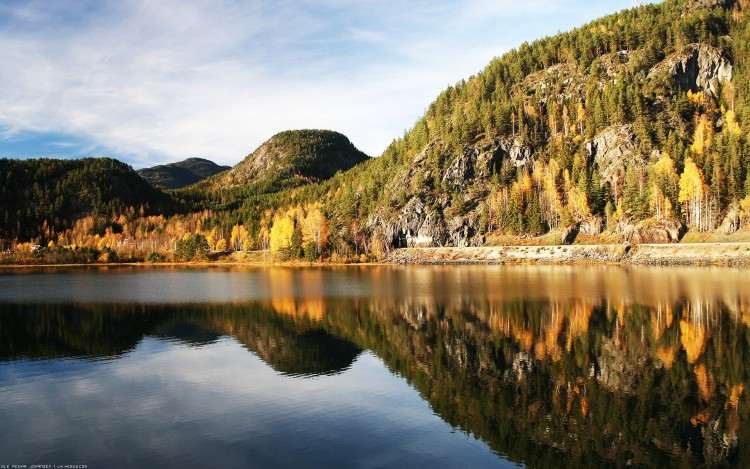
137, 158, 230, 189
334, 0, 750, 251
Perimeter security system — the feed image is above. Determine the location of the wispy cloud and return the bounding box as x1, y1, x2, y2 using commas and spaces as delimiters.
0, 0, 659, 167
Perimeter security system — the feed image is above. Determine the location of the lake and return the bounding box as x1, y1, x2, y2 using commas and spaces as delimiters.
0, 265, 748, 468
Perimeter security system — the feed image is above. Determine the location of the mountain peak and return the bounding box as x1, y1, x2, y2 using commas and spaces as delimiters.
219, 129, 369, 190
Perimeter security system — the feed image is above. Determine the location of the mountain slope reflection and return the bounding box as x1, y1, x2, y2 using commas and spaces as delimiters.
2, 289, 749, 467
346, 296, 749, 468
0, 302, 362, 377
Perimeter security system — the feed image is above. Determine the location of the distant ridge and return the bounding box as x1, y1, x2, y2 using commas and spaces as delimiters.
138, 157, 231, 189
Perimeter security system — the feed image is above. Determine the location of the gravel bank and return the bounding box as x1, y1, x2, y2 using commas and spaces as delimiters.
385, 243, 750, 266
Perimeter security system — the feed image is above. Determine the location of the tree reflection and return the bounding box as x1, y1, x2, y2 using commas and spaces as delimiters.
1, 287, 749, 466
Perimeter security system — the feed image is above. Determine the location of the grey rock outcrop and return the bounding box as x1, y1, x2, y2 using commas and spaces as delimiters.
648, 44, 732, 97
490, 137, 533, 168
442, 146, 477, 192
615, 218, 686, 244
368, 196, 447, 248
587, 125, 644, 189
579, 216, 603, 235
445, 215, 482, 247
685, 0, 732, 12
719, 201, 742, 234
506, 140, 533, 167
560, 217, 603, 244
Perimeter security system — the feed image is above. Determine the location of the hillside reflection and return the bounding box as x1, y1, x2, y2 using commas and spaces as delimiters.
1, 266, 750, 466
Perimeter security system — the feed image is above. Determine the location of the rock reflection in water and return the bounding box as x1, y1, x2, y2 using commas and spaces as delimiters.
350, 294, 749, 467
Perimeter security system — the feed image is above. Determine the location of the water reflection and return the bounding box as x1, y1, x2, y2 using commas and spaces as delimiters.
1, 266, 749, 467
0, 302, 362, 378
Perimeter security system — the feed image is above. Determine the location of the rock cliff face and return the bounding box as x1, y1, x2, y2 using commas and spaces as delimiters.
648, 43, 732, 97
686, 0, 733, 12
586, 124, 644, 189
368, 196, 448, 248
367, 136, 533, 248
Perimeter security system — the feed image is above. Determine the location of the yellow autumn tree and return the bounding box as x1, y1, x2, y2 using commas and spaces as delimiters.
269, 213, 294, 252
533, 160, 562, 228
301, 207, 329, 254
231, 224, 251, 251
258, 225, 270, 251
242, 230, 254, 251
650, 185, 673, 221
687, 89, 705, 106
519, 169, 533, 202
567, 186, 592, 222
205, 227, 218, 250
649, 152, 679, 220
724, 108, 741, 136
678, 158, 706, 230
650, 152, 678, 190
690, 113, 713, 158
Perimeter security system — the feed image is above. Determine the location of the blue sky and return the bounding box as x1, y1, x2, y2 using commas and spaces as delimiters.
0, 0, 660, 168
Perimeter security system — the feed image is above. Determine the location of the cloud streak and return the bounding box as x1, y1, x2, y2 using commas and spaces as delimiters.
0, 0, 659, 167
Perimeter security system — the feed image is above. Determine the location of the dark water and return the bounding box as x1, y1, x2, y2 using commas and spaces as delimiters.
1, 265, 749, 468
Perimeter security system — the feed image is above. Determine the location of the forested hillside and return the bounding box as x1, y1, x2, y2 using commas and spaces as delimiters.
317, 0, 750, 249
212, 0, 750, 259
3, 0, 750, 263
0, 157, 176, 246
258, 0, 750, 256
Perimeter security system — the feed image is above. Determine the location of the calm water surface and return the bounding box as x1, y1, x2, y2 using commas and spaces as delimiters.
1, 265, 749, 467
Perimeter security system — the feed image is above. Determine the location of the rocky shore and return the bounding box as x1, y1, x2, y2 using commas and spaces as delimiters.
385, 242, 750, 266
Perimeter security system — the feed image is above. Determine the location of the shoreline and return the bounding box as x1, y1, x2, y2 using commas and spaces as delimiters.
385, 242, 750, 266
2, 242, 750, 268
0, 259, 388, 269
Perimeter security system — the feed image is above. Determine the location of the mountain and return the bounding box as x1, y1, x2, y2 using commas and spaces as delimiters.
137, 158, 231, 189
298, 0, 750, 252
0, 157, 177, 243
171, 129, 371, 220
206, 129, 370, 192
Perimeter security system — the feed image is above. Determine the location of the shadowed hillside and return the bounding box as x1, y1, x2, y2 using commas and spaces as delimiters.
137, 157, 231, 189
